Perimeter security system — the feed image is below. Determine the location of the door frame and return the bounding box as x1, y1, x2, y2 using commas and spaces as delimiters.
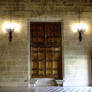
28, 19, 64, 82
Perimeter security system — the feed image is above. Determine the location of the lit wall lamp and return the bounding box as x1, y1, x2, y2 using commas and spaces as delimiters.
72, 23, 87, 42
6, 26, 14, 42
3, 1, 20, 42
77, 24, 86, 41
3, 22, 19, 42
72, 10, 87, 42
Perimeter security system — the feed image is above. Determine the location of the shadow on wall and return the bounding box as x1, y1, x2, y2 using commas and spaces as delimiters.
88, 48, 92, 86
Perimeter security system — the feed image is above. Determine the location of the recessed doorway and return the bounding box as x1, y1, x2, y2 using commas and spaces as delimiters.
30, 22, 62, 79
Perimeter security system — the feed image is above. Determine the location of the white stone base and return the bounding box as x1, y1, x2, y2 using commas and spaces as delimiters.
29, 78, 62, 87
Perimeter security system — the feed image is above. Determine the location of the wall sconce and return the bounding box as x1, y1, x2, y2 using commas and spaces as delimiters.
72, 23, 87, 42
77, 24, 86, 41
72, 10, 87, 42
3, 22, 19, 42
6, 27, 14, 42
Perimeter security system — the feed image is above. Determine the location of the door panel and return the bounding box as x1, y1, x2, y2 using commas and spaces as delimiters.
30, 22, 62, 79
45, 23, 61, 47
38, 48, 45, 77
30, 22, 45, 47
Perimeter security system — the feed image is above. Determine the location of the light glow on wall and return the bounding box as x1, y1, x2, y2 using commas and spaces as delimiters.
72, 23, 88, 32
3, 22, 20, 32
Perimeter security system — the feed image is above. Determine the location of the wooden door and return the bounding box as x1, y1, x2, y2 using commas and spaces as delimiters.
30, 22, 62, 79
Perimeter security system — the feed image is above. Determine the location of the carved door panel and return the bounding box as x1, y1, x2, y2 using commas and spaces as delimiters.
45, 23, 62, 78
30, 22, 62, 79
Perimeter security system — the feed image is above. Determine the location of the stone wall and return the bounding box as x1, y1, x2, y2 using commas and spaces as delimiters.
0, 0, 92, 87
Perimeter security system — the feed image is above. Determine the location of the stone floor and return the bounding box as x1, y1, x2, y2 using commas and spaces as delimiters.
0, 87, 92, 92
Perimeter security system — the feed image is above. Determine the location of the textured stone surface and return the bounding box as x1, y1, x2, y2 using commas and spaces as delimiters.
0, 0, 92, 87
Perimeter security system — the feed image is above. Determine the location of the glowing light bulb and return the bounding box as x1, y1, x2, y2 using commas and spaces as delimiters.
3, 22, 19, 32
72, 23, 88, 32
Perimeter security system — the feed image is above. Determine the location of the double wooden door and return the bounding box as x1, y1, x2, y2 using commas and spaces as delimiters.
30, 22, 62, 79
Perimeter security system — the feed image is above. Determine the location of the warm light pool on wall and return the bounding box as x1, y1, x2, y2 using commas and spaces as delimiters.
3, 1, 20, 42
72, 10, 87, 42
72, 23, 87, 41
3, 22, 19, 42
